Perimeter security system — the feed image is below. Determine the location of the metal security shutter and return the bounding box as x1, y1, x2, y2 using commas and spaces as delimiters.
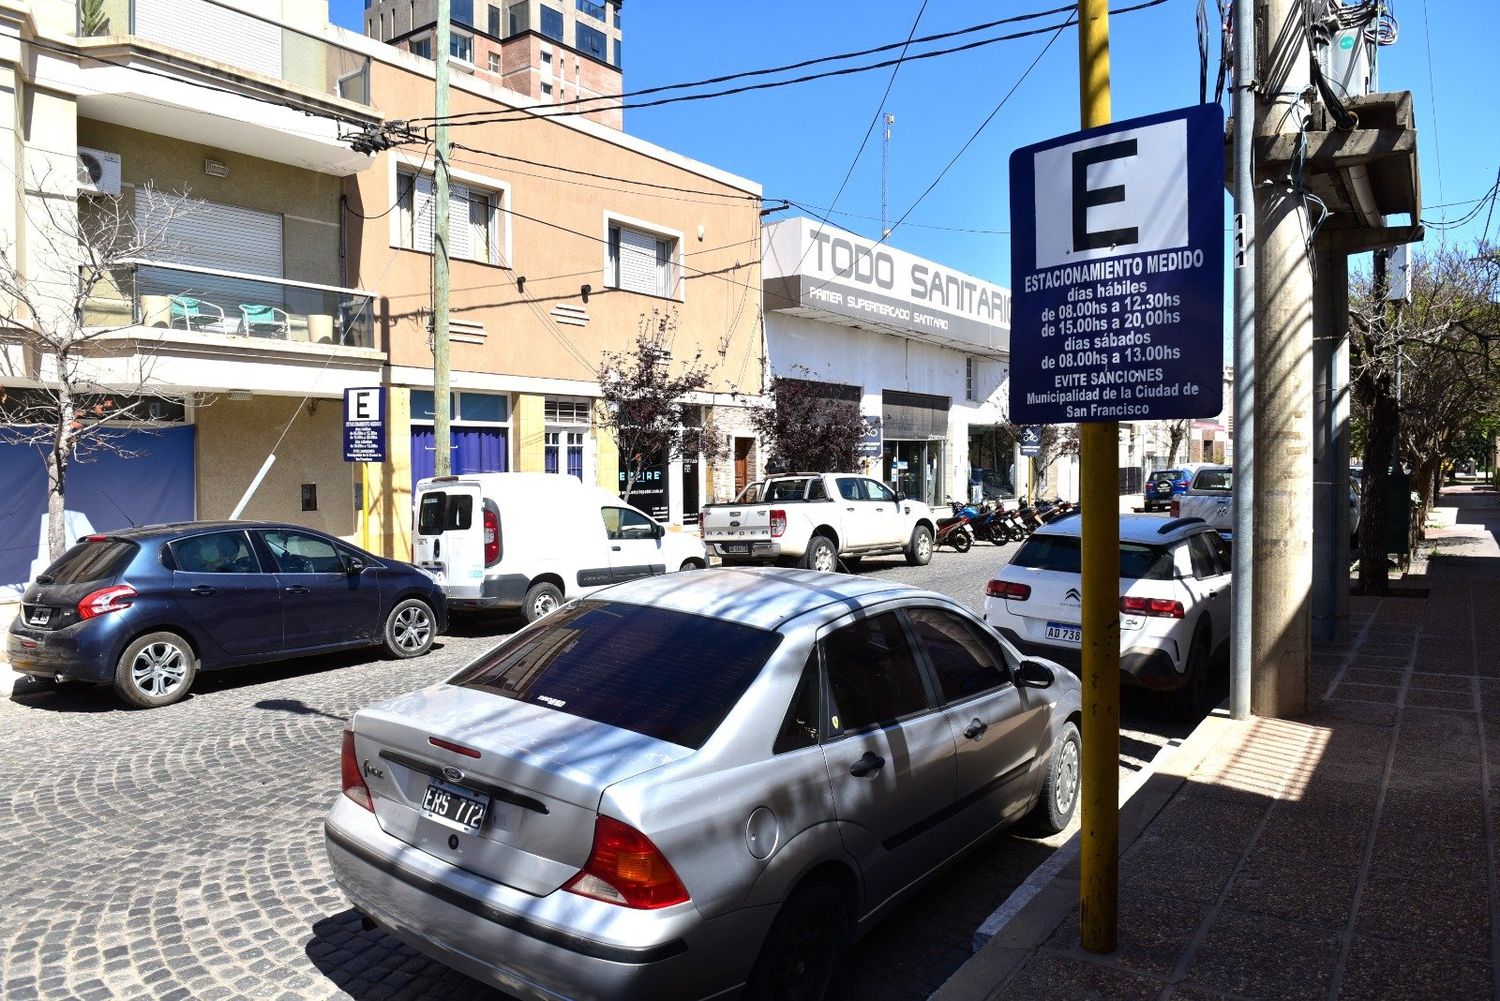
134, 0, 282, 79
614, 226, 664, 296
882, 390, 950, 439
136, 193, 283, 278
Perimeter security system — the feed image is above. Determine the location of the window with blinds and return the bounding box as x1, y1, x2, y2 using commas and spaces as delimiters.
134, 190, 283, 278
607, 224, 676, 298
544, 399, 591, 424
397, 170, 500, 265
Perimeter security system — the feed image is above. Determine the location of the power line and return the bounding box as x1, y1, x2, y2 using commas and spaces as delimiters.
408, 4, 1076, 125
1419, 0, 1446, 219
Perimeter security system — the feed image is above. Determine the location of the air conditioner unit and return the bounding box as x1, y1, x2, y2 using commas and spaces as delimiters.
77, 147, 122, 197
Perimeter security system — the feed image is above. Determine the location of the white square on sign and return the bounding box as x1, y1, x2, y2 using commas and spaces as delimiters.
347, 388, 381, 423
1033, 118, 1189, 270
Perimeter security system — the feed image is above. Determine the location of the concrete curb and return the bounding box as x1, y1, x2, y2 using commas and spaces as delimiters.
931, 708, 1243, 1001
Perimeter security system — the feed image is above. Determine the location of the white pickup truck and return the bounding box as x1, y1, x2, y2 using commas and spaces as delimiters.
1170, 464, 1234, 535
701, 473, 937, 572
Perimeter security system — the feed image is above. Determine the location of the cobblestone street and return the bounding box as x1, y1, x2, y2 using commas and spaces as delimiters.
1, 552, 1189, 1000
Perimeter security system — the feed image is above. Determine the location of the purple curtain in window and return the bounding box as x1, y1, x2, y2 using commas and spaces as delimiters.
567, 445, 584, 480
544, 444, 559, 474
410, 426, 508, 482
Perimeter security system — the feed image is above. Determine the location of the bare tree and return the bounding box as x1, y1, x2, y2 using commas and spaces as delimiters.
597, 308, 722, 502
1349, 241, 1500, 593
0, 179, 199, 561
1147, 418, 1193, 466
751, 368, 870, 474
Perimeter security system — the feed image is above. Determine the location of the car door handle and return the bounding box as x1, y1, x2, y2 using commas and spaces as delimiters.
188, 585, 217, 596
846, 506, 856, 511
611, 545, 621, 551
849, 752, 885, 777
964, 718, 989, 740
284, 585, 310, 595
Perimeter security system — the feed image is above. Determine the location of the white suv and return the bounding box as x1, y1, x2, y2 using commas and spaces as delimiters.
983, 514, 1231, 718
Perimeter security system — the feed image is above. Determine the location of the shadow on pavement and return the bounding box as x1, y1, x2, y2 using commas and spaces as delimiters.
305, 908, 513, 1000
253, 696, 348, 721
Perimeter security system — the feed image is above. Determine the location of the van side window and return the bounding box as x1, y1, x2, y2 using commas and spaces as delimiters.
417, 492, 472, 535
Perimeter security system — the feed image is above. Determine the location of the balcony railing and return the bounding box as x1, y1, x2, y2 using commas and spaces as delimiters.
87, 260, 376, 350
79, 0, 372, 107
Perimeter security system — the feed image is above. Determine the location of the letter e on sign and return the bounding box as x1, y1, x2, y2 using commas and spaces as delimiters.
1034, 118, 1189, 269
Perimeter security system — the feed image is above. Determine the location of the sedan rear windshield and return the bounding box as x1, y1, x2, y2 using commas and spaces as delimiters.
39, 538, 138, 584
1011, 535, 1175, 580
450, 601, 784, 749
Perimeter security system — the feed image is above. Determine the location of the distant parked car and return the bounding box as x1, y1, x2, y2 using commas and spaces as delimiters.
984, 514, 1231, 718
1142, 466, 1197, 512
326, 568, 1082, 1001
7, 522, 447, 708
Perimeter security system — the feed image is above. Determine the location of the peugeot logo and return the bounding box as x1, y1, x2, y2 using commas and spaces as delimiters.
442, 766, 465, 783
1064, 587, 1082, 602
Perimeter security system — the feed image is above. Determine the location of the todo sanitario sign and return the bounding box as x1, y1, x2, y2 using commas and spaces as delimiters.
1008, 104, 1224, 424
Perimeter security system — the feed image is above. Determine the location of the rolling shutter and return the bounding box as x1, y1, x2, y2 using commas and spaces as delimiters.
134, 0, 282, 80
135, 193, 283, 278
615, 226, 663, 296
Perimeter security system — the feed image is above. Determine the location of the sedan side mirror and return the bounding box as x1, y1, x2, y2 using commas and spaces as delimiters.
1015, 659, 1055, 689
654, 523, 666, 539
345, 556, 366, 574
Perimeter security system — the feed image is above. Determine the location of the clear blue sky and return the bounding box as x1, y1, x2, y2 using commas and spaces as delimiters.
329, 0, 1499, 289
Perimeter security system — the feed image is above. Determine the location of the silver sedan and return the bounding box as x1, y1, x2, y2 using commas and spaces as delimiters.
324, 567, 1082, 1001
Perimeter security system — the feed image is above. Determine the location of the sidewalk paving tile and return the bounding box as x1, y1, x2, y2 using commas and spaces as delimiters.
1184, 910, 1341, 999
998, 952, 1164, 1001
1337, 937, 1492, 1001
1354, 870, 1491, 959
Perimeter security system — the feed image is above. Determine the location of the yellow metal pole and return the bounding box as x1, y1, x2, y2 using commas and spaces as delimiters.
1077, 0, 1119, 956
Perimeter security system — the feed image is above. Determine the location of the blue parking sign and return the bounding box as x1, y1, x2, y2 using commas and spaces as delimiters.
1008, 104, 1224, 424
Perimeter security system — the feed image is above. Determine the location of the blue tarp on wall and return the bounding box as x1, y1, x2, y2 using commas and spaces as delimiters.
0, 426, 196, 596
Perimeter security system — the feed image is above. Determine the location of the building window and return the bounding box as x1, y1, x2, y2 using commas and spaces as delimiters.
451, 30, 474, 61
487, 50, 501, 71
411, 391, 510, 425
544, 430, 588, 479
608, 224, 676, 298
613, 2, 620, 27
397, 169, 503, 265
613, 37, 621, 67
541, 81, 553, 98
408, 33, 432, 58
545, 399, 591, 424
576, 23, 606, 60
541, 49, 552, 69
452, 0, 474, 25
508, 2, 527, 35
575, 0, 605, 20
966, 357, 977, 401
540, 4, 563, 41
488, 3, 501, 35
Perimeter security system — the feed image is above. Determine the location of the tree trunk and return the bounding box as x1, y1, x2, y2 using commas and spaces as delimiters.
1356, 379, 1398, 595
46, 393, 75, 563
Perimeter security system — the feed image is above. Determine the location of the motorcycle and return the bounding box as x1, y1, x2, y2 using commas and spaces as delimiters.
934, 500, 976, 552
1014, 496, 1044, 534
971, 501, 1025, 544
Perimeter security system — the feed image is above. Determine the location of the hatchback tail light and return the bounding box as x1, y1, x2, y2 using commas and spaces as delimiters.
563, 816, 690, 909
1120, 595, 1186, 619
769, 509, 787, 538
1169, 499, 1181, 518
340, 731, 374, 811
77, 584, 136, 620
483, 508, 500, 565
985, 580, 1031, 600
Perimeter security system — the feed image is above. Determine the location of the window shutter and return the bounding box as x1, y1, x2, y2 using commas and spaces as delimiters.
656, 238, 672, 297
134, 191, 283, 278
616, 226, 662, 295
134, 0, 281, 79
413, 175, 435, 253
445, 183, 472, 260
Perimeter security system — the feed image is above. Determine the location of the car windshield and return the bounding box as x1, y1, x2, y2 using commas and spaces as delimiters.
449, 601, 784, 748
38, 538, 138, 584
1011, 535, 1176, 580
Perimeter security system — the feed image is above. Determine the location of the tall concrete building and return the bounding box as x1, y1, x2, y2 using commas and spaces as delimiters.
362, 0, 624, 128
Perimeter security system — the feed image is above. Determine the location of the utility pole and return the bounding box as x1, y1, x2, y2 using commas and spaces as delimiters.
1251, 0, 1313, 717
1076, 0, 1120, 956
433, 0, 453, 476
881, 113, 894, 240
1229, 0, 1254, 718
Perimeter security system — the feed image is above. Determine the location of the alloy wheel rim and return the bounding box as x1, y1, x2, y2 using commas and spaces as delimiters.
814, 546, 836, 573
534, 593, 558, 617
393, 606, 432, 651
1056, 737, 1080, 815
918, 533, 932, 559
131, 642, 187, 698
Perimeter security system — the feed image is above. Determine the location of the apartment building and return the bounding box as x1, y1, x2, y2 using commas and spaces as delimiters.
0, 0, 382, 596
363, 0, 623, 128
346, 36, 764, 561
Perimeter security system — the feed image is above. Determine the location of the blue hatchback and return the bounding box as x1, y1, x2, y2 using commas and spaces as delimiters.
1143, 468, 1191, 512
7, 522, 448, 708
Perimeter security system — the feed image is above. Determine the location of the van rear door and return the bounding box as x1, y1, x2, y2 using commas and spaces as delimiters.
413, 481, 486, 599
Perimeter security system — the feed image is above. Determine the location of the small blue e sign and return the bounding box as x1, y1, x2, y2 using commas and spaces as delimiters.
343, 387, 386, 463
1008, 104, 1224, 424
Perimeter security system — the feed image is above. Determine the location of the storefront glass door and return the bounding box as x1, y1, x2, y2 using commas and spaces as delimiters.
883, 440, 945, 507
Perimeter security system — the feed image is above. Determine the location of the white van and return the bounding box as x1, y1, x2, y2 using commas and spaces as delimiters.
412, 473, 708, 621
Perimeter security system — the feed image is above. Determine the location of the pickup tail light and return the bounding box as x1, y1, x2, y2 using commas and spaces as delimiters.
564, 816, 690, 909
483, 508, 500, 565
1120, 595, 1186, 619
985, 580, 1031, 601
340, 731, 374, 811
1169, 499, 1181, 518
769, 509, 787, 538
77, 584, 136, 620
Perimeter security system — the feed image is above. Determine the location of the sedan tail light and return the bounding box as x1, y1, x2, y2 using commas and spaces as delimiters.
77, 584, 136, 620
985, 580, 1031, 601
1120, 595, 1186, 619
483, 507, 500, 565
340, 731, 374, 811
563, 816, 690, 909
769, 509, 787, 538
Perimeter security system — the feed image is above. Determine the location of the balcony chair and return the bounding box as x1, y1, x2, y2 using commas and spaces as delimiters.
239, 303, 291, 338
169, 295, 229, 332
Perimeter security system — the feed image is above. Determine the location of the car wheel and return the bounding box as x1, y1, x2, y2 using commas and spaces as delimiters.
679, 559, 705, 571
801, 535, 839, 574
1026, 721, 1081, 835
383, 598, 435, 658
1165, 629, 1212, 721
905, 525, 933, 566
113, 631, 197, 708
744, 880, 850, 1001
523, 581, 564, 622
